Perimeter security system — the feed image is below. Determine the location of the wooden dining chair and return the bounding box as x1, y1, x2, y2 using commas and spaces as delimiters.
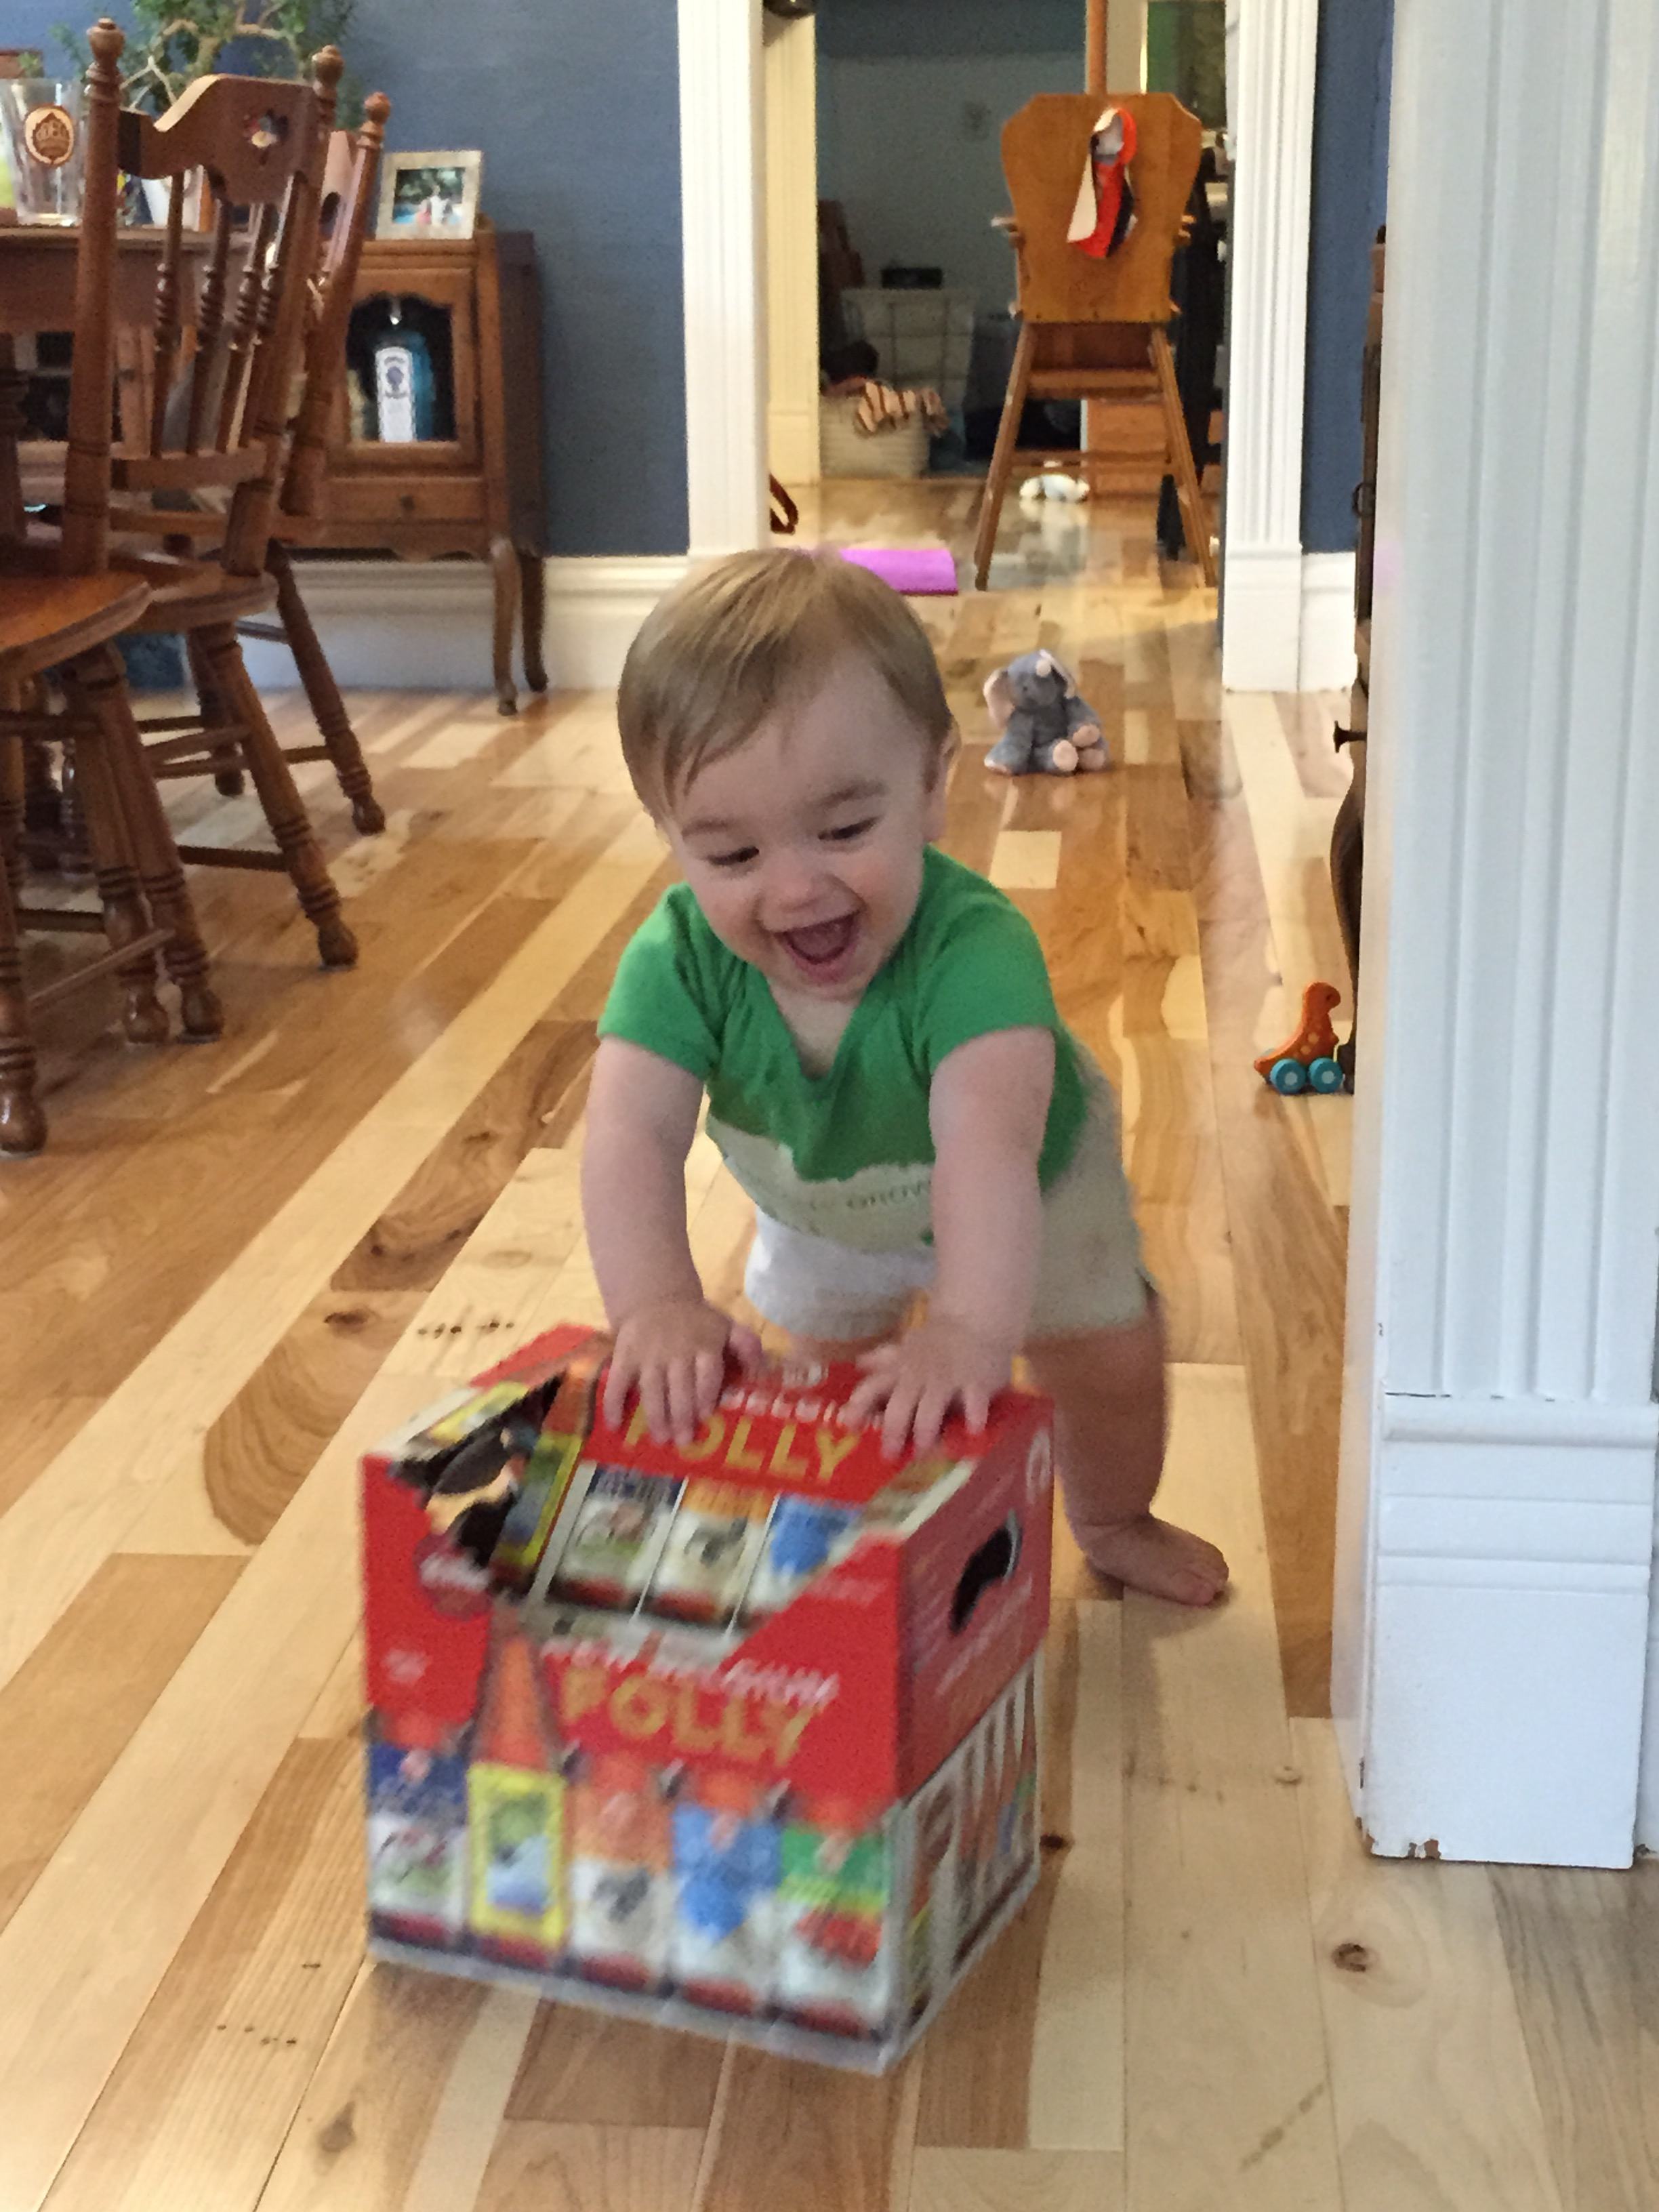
0, 18, 224, 1153
19, 45, 359, 966
973, 94, 1214, 590
20, 68, 392, 839
179, 71, 392, 834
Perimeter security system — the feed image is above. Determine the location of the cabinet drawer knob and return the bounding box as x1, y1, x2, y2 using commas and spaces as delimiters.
399, 492, 416, 514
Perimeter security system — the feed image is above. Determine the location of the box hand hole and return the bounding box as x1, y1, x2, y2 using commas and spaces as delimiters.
950, 1513, 1022, 1635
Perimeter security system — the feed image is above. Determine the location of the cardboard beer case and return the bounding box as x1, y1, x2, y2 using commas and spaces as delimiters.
361, 1326, 1052, 2072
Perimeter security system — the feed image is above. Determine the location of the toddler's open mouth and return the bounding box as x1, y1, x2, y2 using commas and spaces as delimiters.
776, 914, 860, 980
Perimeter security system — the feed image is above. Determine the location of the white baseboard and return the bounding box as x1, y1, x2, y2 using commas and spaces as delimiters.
1298, 552, 1358, 692
1221, 546, 1358, 694
1361, 1393, 1656, 1867
540, 556, 689, 689
236, 554, 688, 695
1220, 546, 1303, 691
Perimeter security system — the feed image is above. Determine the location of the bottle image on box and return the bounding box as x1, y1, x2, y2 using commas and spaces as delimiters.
998, 1673, 1040, 1905
670, 1769, 783, 2015
467, 1607, 567, 1967
647, 1479, 771, 1625
903, 1774, 958, 2026
741, 1495, 861, 1621
567, 1751, 674, 1992
367, 1711, 468, 1950
777, 1793, 894, 2039
953, 1706, 1002, 1967
545, 1464, 681, 1611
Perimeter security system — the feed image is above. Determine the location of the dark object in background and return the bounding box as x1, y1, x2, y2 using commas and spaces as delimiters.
821, 337, 879, 386
963, 396, 1081, 461
1158, 144, 1224, 560
880, 266, 943, 289
119, 635, 186, 689
819, 200, 865, 361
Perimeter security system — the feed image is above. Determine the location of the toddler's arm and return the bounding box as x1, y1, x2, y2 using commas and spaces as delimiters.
582, 1038, 760, 1443
846, 1027, 1052, 1454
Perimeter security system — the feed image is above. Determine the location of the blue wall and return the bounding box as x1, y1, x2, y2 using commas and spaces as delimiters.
1301, 0, 1391, 552
17, 0, 688, 558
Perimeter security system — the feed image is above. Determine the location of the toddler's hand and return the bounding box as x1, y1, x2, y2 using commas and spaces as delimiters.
843, 1316, 1012, 1460
605, 1298, 762, 1446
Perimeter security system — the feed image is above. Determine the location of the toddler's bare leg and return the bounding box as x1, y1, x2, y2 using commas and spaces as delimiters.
1027, 1297, 1229, 1607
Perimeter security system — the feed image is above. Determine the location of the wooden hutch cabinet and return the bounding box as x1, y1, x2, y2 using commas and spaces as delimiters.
315, 216, 548, 712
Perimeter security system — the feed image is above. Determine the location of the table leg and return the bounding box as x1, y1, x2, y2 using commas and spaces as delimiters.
518, 550, 548, 693
491, 536, 518, 716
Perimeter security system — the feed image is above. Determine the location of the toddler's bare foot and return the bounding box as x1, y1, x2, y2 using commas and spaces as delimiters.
1082, 1513, 1229, 1607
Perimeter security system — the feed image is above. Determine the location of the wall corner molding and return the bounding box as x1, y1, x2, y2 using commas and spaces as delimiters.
1221, 0, 1319, 693
680, 0, 770, 560
1335, 0, 1659, 1869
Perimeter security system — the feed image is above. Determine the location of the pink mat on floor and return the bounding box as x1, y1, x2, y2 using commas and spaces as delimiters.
838, 546, 960, 596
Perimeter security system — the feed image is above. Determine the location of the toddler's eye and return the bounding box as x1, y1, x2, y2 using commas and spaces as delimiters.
822, 817, 877, 844
707, 846, 758, 870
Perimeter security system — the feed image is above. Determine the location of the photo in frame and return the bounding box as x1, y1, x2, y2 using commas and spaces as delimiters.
377, 150, 482, 241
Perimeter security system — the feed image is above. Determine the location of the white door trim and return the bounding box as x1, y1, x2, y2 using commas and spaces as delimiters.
1221, 0, 1319, 690
1334, 0, 1659, 1866
763, 7, 821, 485
679, 0, 770, 561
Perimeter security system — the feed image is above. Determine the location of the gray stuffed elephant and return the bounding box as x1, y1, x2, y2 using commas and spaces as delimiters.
983, 649, 1109, 775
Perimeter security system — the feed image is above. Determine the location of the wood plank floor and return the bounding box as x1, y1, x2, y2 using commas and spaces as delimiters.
1, 479, 1652, 2211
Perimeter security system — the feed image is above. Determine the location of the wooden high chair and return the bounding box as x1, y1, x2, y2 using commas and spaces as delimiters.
973, 92, 1215, 590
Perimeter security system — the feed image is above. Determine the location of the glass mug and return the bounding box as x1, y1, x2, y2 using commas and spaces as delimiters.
0, 81, 87, 227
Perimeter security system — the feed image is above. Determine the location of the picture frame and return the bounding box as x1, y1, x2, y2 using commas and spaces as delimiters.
377, 149, 483, 241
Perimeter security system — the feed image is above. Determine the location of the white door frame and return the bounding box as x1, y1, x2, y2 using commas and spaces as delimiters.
1333, 0, 1659, 1867
682, 0, 1324, 663
1220, 0, 1325, 690
678, 0, 771, 560
762, 7, 821, 485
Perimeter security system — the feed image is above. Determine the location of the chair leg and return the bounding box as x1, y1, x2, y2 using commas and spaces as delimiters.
0, 838, 45, 1155
269, 541, 386, 835
186, 632, 246, 798
0, 710, 23, 877
974, 322, 1036, 590
62, 644, 224, 1041
193, 625, 358, 970
62, 731, 170, 1047
1151, 327, 1216, 587
518, 550, 548, 693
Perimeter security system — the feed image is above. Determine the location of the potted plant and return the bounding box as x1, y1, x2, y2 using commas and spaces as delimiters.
55, 1, 360, 118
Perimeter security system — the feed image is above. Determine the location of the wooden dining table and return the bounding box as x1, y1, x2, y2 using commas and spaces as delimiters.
0, 223, 209, 540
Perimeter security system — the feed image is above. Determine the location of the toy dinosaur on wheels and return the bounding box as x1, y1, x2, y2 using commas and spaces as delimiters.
1254, 981, 1346, 1095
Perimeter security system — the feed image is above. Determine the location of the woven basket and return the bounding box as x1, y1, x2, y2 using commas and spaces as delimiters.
820, 392, 930, 480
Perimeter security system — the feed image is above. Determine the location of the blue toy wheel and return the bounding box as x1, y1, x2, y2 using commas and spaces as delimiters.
1307, 1056, 1344, 1093
1267, 1057, 1308, 1095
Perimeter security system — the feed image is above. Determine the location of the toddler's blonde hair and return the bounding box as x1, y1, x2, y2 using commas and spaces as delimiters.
617, 548, 954, 817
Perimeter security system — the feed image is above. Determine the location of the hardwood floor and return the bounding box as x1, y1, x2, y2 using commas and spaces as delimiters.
0, 479, 1651, 2211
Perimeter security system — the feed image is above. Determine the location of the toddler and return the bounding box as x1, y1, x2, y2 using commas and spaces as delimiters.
581, 549, 1227, 1607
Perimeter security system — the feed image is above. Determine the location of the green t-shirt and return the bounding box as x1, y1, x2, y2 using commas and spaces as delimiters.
597, 846, 1087, 1253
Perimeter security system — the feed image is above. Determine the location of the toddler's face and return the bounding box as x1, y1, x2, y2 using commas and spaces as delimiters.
663, 651, 949, 1004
